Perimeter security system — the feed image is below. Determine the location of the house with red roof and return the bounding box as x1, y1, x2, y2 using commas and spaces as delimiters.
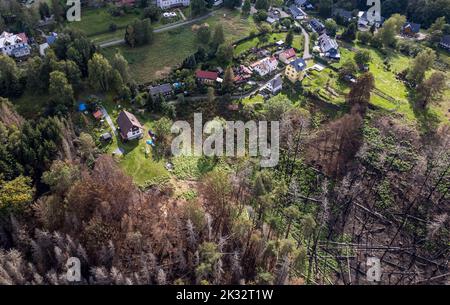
195, 70, 219, 85
250, 57, 279, 77
279, 48, 297, 64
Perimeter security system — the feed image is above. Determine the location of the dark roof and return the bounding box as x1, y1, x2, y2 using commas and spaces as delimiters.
46, 35, 57, 44
148, 83, 173, 96
117, 110, 143, 135
289, 5, 305, 18
441, 35, 450, 45
269, 75, 283, 89
195, 70, 218, 80
289, 58, 307, 72
332, 8, 353, 20
100, 132, 112, 140
403, 22, 421, 34
318, 33, 338, 52
310, 18, 325, 32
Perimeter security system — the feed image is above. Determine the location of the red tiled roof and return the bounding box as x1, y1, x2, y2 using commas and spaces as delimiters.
93, 110, 103, 119
196, 70, 218, 80
280, 48, 296, 58
17, 33, 28, 44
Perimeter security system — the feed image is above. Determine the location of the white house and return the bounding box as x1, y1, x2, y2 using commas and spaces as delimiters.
0, 31, 31, 58
156, 0, 190, 9
250, 57, 279, 76
117, 110, 144, 141
318, 33, 340, 59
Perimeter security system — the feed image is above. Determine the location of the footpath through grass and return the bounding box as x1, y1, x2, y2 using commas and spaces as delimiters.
102, 9, 258, 83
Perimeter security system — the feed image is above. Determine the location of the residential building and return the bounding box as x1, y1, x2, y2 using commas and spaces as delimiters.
266, 11, 280, 24
294, 0, 307, 7
284, 58, 307, 83
0, 31, 31, 58
39, 32, 58, 57
266, 16, 277, 24
279, 48, 297, 64
310, 19, 325, 33
233, 65, 253, 84
266, 75, 283, 94
440, 35, 450, 51
196, 70, 219, 85
357, 11, 384, 29
156, 0, 190, 9
250, 57, 279, 77
117, 110, 144, 141
402, 22, 421, 36
289, 5, 307, 20
148, 83, 174, 97
318, 33, 340, 59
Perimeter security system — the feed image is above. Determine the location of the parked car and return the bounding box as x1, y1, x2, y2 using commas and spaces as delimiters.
163, 12, 177, 18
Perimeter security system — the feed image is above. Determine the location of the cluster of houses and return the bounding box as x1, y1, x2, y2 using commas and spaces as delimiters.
0, 31, 31, 59
39, 32, 58, 56
0, 30, 59, 59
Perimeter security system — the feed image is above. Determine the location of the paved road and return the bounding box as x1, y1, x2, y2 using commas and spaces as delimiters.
299, 25, 312, 60
101, 106, 118, 135
98, 12, 214, 48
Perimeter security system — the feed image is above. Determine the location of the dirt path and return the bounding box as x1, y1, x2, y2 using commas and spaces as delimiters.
101, 106, 117, 135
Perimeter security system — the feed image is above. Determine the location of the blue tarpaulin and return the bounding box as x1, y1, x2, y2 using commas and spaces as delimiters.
78, 103, 87, 111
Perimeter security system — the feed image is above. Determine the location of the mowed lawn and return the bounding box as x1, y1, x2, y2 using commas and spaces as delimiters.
234, 32, 304, 55
95, 98, 169, 187
102, 9, 259, 83
67, 7, 142, 37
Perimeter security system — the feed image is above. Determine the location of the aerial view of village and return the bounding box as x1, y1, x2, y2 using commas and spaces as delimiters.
0, 0, 449, 291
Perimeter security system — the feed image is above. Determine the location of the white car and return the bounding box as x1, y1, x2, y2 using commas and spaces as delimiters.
163, 12, 177, 18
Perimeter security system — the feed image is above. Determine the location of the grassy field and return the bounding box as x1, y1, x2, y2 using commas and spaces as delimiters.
67, 7, 143, 37
303, 68, 348, 106
102, 9, 259, 83
234, 32, 304, 55
330, 43, 449, 125
102, 27, 198, 82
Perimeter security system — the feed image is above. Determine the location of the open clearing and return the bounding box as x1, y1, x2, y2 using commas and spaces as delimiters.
102, 9, 259, 83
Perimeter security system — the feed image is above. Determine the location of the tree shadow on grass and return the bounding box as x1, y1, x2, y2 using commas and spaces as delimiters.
114, 135, 139, 156
408, 89, 441, 133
